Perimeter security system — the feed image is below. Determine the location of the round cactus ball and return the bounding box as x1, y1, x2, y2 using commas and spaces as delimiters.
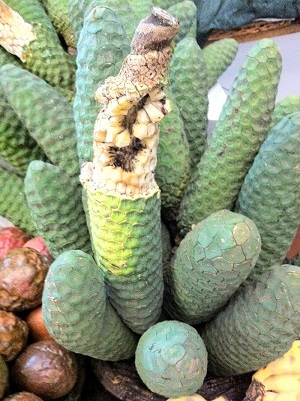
135, 320, 208, 398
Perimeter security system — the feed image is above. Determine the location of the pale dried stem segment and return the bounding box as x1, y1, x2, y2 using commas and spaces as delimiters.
81, 7, 180, 198
0, 0, 35, 61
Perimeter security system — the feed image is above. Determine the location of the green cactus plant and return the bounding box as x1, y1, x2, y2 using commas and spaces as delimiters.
271, 94, 300, 128
0, 46, 21, 69
0, 96, 48, 176
152, 0, 180, 9
2, 3, 300, 398
169, 36, 209, 169
42, 250, 138, 360
41, 0, 76, 48
0, 166, 36, 235
235, 112, 300, 279
135, 320, 208, 398
68, 0, 138, 43
79, 8, 180, 334
201, 264, 300, 376
24, 161, 92, 258
155, 88, 191, 218
4, 0, 76, 92
167, 0, 197, 43
127, 0, 153, 22
163, 209, 261, 324
202, 38, 239, 89
73, 5, 130, 165
0, 64, 80, 184
178, 38, 282, 237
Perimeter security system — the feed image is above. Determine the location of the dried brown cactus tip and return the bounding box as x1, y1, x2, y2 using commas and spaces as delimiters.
0, 0, 35, 61
81, 7, 179, 195
131, 6, 180, 54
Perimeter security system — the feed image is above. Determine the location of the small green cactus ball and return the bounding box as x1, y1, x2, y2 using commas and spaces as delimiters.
135, 320, 208, 398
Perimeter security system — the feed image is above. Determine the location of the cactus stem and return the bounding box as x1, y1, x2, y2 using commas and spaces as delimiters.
0, 0, 35, 61
80, 7, 179, 197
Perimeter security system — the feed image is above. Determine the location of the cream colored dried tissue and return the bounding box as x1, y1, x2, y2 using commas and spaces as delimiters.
0, 0, 35, 61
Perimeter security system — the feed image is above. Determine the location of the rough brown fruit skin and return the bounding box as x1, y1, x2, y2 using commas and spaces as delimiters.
12, 340, 78, 400
25, 306, 52, 342
0, 355, 9, 398
0, 310, 29, 361
0, 227, 31, 259
3, 392, 43, 401
22, 237, 53, 260
0, 247, 51, 312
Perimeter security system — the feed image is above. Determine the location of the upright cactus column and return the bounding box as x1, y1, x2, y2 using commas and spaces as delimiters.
81, 8, 179, 334
178, 39, 282, 237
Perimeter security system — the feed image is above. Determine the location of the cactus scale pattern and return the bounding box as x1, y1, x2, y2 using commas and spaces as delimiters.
167, 0, 197, 44
271, 94, 300, 128
67, 0, 91, 42
164, 209, 261, 325
0, 64, 80, 184
155, 88, 191, 216
41, 0, 76, 48
0, 96, 47, 176
5, 0, 76, 91
152, 0, 180, 9
0, 166, 36, 235
0, 45, 21, 68
235, 112, 300, 278
135, 320, 208, 398
127, 0, 153, 23
68, 0, 138, 43
0, 0, 35, 61
202, 38, 239, 89
73, 5, 130, 164
170, 36, 208, 169
80, 8, 180, 334
84, 188, 163, 334
178, 38, 282, 237
201, 264, 300, 376
42, 250, 138, 360
2, 1, 300, 398
24, 161, 92, 258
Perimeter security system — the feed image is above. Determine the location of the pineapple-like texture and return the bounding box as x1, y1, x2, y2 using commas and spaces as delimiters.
73, 5, 130, 164
201, 264, 300, 376
164, 210, 261, 324
5, 0, 76, 91
0, 166, 36, 235
0, 64, 80, 184
235, 112, 300, 278
178, 38, 282, 237
42, 250, 137, 360
170, 37, 209, 168
24, 161, 92, 258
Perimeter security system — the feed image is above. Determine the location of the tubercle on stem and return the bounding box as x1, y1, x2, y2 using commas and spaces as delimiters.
80, 7, 180, 198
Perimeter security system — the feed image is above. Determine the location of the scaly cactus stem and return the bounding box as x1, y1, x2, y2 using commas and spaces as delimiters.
81, 7, 179, 333
0, 0, 35, 61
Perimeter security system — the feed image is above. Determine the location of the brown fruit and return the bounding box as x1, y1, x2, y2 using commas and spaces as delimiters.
3, 392, 43, 401
0, 227, 31, 259
0, 247, 51, 312
286, 224, 300, 259
23, 237, 53, 261
0, 355, 9, 398
25, 306, 52, 342
12, 340, 78, 400
0, 310, 28, 361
